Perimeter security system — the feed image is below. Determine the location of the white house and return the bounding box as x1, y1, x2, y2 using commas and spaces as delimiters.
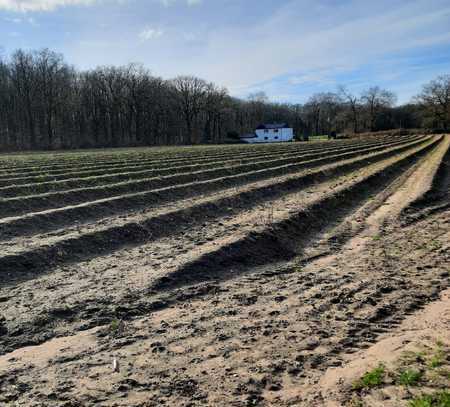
240, 123, 294, 143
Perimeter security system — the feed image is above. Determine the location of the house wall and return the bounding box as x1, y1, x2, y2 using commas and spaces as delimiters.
243, 128, 294, 143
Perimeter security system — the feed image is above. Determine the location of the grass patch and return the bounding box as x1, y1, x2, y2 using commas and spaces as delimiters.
429, 345, 446, 369
110, 318, 121, 332
429, 354, 445, 369
348, 341, 448, 406
352, 364, 385, 390
409, 391, 450, 407
397, 369, 423, 386
308, 135, 330, 141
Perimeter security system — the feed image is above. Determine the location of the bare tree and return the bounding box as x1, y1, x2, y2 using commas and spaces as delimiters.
0, 59, 11, 145
361, 86, 397, 132
202, 83, 228, 143
303, 93, 342, 136
10, 50, 39, 148
248, 91, 269, 103
35, 49, 68, 148
338, 86, 361, 134
415, 75, 450, 131
172, 76, 209, 144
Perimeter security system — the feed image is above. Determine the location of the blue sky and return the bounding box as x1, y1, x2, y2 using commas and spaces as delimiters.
1, 0, 449, 104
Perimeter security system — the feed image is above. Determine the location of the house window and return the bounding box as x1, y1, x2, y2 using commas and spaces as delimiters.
274, 129, 279, 133
264, 129, 269, 133
264, 137, 268, 140
275, 136, 278, 139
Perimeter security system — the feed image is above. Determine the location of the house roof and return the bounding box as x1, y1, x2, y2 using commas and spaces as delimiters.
256, 123, 290, 130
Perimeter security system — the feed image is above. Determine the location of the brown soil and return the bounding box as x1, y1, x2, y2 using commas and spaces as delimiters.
0, 135, 448, 406
0, 135, 425, 218
318, 288, 450, 406
0, 135, 413, 192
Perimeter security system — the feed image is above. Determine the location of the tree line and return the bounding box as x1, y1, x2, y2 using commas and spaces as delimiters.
0, 48, 449, 150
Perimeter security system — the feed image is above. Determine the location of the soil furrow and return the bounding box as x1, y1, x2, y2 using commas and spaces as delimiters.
401, 137, 450, 223
0, 136, 404, 172
0, 139, 361, 175
0, 183, 447, 395
0, 136, 420, 196
150, 137, 442, 291
0, 136, 443, 355
0, 135, 448, 406
0, 136, 431, 219
0, 137, 436, 253
0, 136, 440, 288
0, 135, 416, 187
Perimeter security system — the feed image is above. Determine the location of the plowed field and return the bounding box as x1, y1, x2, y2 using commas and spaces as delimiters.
0, 134, 449, 406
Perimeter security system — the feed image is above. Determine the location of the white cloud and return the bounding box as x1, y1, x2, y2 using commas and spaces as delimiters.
186, 0, 450, 94
158, 0, 201, 7
139, 27, 164, 41
288, 71, 336, 86
63, 0, 450, 104
0, 0, 97, 12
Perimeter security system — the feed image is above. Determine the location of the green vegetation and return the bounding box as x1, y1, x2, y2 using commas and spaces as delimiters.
397, 369, 423, 386
110, 319, 121, 332
309, 135, 330, 141
409, 391, 450, 407
352, 364, 385, 390
350, 341, 449, 406
429, 345, 446, 369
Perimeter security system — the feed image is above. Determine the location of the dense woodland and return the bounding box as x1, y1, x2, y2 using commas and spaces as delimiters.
0, 48, 449, 150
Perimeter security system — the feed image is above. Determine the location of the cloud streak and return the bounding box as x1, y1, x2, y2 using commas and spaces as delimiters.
139, 27, 164, 41
185, 0, 450, 96
158, 0, 202, 7
0, 0, 100, 12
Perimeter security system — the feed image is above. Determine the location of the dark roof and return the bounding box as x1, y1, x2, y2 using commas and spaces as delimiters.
256, 123, 290, 130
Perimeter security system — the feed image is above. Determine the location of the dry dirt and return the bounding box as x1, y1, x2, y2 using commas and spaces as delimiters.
318, 287, 450, 406
0, 136, 448, 406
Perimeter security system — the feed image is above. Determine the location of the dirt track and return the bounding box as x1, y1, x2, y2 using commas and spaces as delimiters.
0, 135, 449, 406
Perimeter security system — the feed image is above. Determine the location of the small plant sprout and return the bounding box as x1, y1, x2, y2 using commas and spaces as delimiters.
110, 318, 121, 333
352, 364, 385, 390
397, 369, 423, 386
428, 344, 446, 369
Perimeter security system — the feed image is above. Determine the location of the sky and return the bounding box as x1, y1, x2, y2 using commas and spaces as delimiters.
0, 0, 449, 105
